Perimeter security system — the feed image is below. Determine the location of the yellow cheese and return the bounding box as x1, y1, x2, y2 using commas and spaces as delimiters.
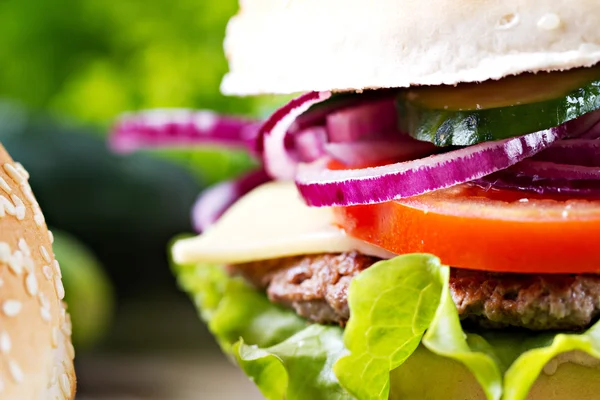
172, 181, 395, 265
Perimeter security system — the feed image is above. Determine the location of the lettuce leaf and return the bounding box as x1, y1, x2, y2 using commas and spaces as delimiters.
175, 262, 352, 399
235, 325, 350, 400
503, 323, 600, 400
334, 254, 446, 399
422, 267, 503, 400
174, 255, 600, 400
176, 262, 306, 350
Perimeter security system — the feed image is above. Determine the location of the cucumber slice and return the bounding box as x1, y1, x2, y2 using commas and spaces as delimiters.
398, 67, 600, 146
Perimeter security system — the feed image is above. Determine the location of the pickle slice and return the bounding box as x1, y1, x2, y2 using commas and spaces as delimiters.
398, 66, 600, 146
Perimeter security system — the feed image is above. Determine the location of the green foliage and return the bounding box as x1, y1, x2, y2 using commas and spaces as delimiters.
52, 230, 115, 350
0, 0, 263, 124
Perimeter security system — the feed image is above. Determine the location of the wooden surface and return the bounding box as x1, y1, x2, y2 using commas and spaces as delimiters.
76, 353, 263, 400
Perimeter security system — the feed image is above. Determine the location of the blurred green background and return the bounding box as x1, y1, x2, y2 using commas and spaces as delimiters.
0, 0, 272, 398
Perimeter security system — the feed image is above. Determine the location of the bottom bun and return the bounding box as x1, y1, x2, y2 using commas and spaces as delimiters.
390, 346, 600, 400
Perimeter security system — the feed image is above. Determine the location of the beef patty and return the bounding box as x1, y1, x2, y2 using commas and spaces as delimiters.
232, 252, 600, 331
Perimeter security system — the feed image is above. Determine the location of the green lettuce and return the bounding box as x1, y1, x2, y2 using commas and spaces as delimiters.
334, 254, 446, 399
175, 262, 352, 399
174, 254, 600, 400
422, 266, 503, 400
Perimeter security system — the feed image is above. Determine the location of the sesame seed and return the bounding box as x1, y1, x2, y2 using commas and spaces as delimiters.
18, 238, 30, 256
11, 195, 25, 220
0, 331, 11, 354
43, 265, 53, 280
20, 183, 36, 205
39, 292, 50, 309
23, 256, 34, 273
0, 176, 11, 194
3, 163, 24, 184
34, 210, 45, 227
54, 277, 65, 300
40, 245, 51, 263
25, 273, 38, 296
0, 278, 3, 287
59, 307, 66, 324
48, 230, 55, 244
67, 340, 75, 360
3, 300, 22, 317
61, 317, 72, 336
60, 373, 71, 398
8, 250, 23, 275
0, 242, 10, 263
14, 162, 29, 180
51, 366, 58, 385
0, 195, 15, 216
8, 359, 24, 383
51, 327, 59, 348
53, 260, 62, 278
40, 306, 51, 322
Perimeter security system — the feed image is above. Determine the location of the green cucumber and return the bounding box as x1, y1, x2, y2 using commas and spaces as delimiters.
397, 66, 600, 146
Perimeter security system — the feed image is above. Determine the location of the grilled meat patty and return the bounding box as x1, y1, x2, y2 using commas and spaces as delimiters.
232, 252, 600, 331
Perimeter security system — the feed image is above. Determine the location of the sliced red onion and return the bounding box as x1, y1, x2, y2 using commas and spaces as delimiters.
192, 169, 270, 232
262, 91, 331, 179
295, 115, 600, 207
326, 98, 398, 142
533, 139, 600, 167
508, 160, 600, 180
110, 109, 261, 154
294, 126, 327, 162
578, 119, 600, 139
473, 175, 600, 197
325, 139, 437, 167
289, 89, 397, 133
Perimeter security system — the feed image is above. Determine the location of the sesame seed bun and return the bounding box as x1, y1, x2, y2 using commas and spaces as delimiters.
221, 0, 600, 95
0, 144, 75, 399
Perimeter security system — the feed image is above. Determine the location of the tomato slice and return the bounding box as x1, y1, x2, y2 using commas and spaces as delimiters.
334, 184, 600, 273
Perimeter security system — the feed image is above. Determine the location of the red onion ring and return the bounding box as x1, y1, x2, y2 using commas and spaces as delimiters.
326, 98, 398, 142
295, 115, 600, 207
294, 126, 327, 162
473, 175, 600, 198
262, 91, 332, 179
192, 169, 271, 232
110, 109, 261, 154
324, 139, 437, 167
533, 139, 600, 167
508, 160, 600, 181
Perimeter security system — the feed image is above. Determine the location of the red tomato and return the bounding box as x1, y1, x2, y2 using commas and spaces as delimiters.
334, 184, 600, 273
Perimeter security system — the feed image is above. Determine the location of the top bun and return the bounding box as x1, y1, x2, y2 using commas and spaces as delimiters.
0, 145, 75, 399
221, 0, 600, 95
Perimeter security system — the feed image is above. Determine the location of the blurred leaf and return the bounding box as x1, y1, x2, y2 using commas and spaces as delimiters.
0, 0, 265, 124
0, 110, 202, 295
152, 147, 258, 186
52, 230, 115, 350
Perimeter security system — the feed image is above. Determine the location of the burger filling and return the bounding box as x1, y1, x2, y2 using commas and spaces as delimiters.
115, 64, 600, 400
232, 253, 600, 331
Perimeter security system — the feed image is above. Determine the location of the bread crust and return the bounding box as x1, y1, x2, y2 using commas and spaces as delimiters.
0, 145, 75, 400
222, 0, 600, 95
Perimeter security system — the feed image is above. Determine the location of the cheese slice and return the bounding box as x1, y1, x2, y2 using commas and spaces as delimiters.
172, 181, 395, 265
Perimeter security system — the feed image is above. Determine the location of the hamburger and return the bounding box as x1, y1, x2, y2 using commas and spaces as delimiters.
0, 145, 75, 399
111, 1, 600, 399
